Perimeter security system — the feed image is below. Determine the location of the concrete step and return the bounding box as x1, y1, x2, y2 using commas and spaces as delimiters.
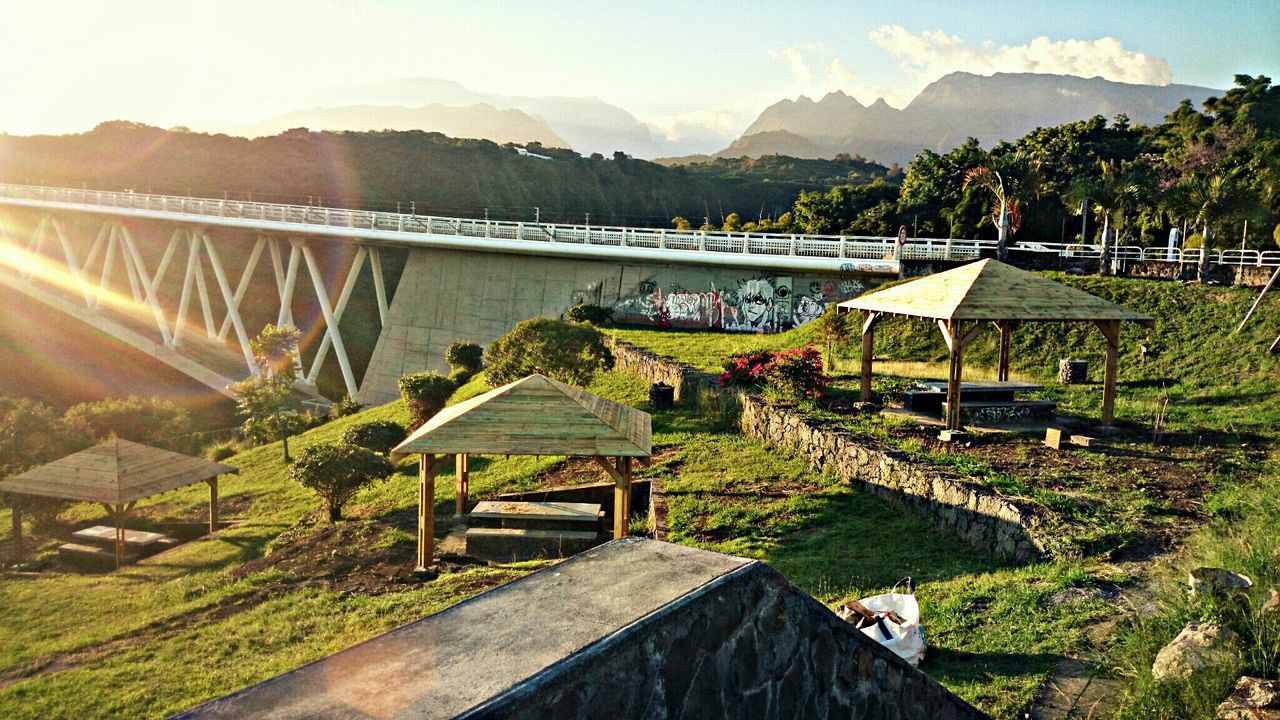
465, 527, 603, 563
468, 500, 603, 533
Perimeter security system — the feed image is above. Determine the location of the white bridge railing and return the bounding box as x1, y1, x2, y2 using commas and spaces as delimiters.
0, 183, 1273, 268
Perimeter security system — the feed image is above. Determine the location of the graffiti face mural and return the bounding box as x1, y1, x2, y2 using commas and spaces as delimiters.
605, 272, 872, 333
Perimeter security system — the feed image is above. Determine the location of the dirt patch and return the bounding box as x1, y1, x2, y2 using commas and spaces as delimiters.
231, 510, 485, 595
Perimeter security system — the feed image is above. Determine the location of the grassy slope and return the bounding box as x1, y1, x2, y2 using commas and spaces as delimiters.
614, 274, 1280, 717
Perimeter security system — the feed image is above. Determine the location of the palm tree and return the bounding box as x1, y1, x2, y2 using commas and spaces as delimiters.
963, 152, 1043, 261
1164, 170, 1258, 280
1064, 160, 1143, 275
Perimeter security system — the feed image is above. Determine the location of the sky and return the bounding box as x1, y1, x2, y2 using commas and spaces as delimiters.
1, 0, 1277, 142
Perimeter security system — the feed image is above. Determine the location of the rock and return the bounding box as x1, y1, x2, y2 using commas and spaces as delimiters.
1190, 567, 1253, 597
1151, 622, 1244, 682
1262, 588, 1280, 616
1217, 677, 1280, 719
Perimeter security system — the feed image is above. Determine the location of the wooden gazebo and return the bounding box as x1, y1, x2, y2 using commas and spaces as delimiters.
391, 374, 652, 573
0, 439, 238, 567
837, 259, 1154, 430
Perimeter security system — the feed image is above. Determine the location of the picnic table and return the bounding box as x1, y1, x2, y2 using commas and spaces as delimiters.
904, 381, 1044, 412
71, 525, 169, 548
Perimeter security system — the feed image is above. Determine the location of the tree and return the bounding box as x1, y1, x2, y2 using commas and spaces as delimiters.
483, 317, 613, 388
288, 442, 392, 521
341, 420, 407, 455
722, 212, 743, 232
231, 324, 303, 462
0, 398, 91, 533
1165, 170, 1259, 280
64, 396, 194, 452
812, 304, 854, 372
671, 216, 693, 231
1063, 160, 1144, 274
963, 151, 1043, 260
398, 372, 456, 427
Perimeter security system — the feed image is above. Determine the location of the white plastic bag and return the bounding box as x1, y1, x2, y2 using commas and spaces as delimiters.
837, 578, 927, 666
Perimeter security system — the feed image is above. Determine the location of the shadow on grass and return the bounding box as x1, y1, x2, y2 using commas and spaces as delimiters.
926, 648, 1063, 686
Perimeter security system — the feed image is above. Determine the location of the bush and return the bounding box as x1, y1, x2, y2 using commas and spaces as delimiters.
718, 350, 774, 389
207, 442, 237, 462
483, 317, 614, 388
564, 303, 614, 326
717, 345, 829, 401
288, 443, 393, 521
449, 368, 474, 386
398, 372, 456, 427
8, 494, 72, 533
341, 420, 407, 455
444, 341, 484, 374
64, 395, 194, 452
766, 345, 829, 400
328, 394, 362, 419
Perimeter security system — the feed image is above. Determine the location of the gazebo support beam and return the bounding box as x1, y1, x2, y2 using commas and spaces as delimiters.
207, 477, 219, 535
455, 453, 469, 518
593, 456, 633, 539
860, 311, 880, 402
939, 320, 981, 431
1096, 320, 1121, 425
10, 503, 21, 563
994, 320, 1018, 382
416, 454, 439, 573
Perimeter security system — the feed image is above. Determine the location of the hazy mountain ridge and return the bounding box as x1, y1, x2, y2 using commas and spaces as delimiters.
722, 72, 1220, 164
243, 78, 662, 158
243, 103, 569, 148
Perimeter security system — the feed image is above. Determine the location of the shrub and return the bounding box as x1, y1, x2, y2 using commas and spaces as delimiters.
341, 420, 407, 455
718, 350, 774, 389
717, 345, 829, 401
483, 317, 613, 388
328, 394, 362, 419
564, 303, 614, 326
207, 442, 237, 462
766, 345, 829, 400
64, 395, 194, 452
444, 341, 484, 373
288, 442, 393, 521
8, 494, 71, 533
399, 372, 456, 426
449, 368, 474, 386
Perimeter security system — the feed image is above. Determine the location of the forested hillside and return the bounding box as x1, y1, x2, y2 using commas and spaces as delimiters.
0, 124, 890, 226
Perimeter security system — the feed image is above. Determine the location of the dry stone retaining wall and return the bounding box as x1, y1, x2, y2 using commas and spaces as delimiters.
610, 338, 1048, 562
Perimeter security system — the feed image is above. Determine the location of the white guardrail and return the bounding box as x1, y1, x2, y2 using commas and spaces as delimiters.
0, 183, 1273, 268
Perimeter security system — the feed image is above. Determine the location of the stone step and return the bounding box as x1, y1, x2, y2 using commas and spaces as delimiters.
468, 500, 604, 533
465, 527, 603, 563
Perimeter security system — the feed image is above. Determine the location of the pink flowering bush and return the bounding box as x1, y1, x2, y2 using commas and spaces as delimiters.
718, 345, 829, 401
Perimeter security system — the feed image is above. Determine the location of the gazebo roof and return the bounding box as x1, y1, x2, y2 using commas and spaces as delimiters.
0, 438, 238, 505
393, 374, 652, 457
837, 259, 1155, 326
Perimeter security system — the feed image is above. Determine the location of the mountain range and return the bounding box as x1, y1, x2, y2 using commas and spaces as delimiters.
720, 72, 1218, 165
238, 73, 1219, 166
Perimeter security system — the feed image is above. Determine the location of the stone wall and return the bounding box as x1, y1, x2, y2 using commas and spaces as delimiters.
738, 396, 1047, 562
1127, 259, 1275, 287
481, 546, 986, 720
609, 339, 1048, 562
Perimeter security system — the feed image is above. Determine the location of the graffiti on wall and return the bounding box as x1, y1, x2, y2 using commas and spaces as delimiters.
603, 275, 868, 333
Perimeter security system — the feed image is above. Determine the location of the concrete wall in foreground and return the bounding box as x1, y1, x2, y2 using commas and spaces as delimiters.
357, 247, 883, 404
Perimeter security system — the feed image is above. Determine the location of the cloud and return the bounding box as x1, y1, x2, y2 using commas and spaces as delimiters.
868, 26, 1172, 86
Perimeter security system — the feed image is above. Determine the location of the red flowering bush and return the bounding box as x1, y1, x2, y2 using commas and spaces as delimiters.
766, 345, 829, 400
718, 345, 829, 401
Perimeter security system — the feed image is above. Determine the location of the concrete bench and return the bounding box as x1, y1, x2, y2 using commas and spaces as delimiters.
58, 542, 137, 568
464, 528, 602, 563
942, 399, 1057, 426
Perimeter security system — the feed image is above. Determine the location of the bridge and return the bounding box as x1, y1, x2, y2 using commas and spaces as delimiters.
0, 183, 1241, 406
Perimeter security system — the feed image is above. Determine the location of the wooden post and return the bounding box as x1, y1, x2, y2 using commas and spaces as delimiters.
612, 456, 632, 539
416, 454, 438, 572
995, 321, 1013, 382
207, 477, 219, 535
1097, 320, 1121, 426
112, 506, 124, 570
454, 453, 469, 518
860, 311, 879, 402
10, 504, 21, 563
